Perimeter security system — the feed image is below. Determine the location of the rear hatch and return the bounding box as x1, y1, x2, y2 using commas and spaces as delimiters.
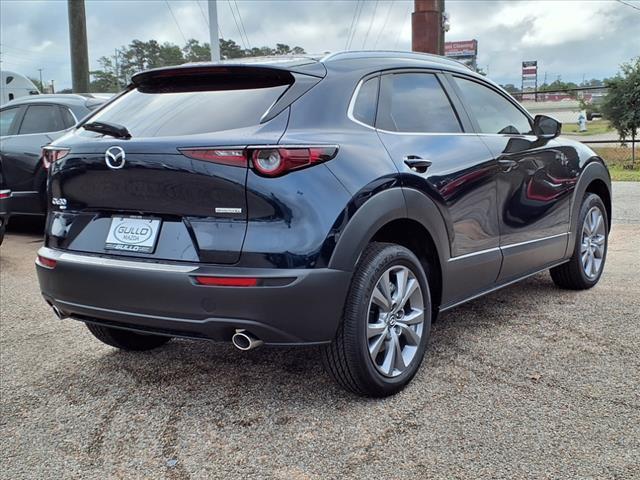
47, 63, 323, 264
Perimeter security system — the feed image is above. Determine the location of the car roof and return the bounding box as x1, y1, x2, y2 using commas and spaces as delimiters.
321, 50, 469, 70
135, 50, 477, 82
2, 93, 108, 109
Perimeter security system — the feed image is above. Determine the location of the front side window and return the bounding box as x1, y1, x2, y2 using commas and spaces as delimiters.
454, 77, 532, 135
0, 107, 20, 136
19, 105, 66, 134
377, 73, 462, 133
352, 76, 379, 126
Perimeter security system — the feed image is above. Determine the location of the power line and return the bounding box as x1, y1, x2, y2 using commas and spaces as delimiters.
615, 0, 640, 12
197, 0, 209, 27
164, 0, 188, 44
227, 0, 247, 49
345, 0, 361, 50
232, 0, 251, 49
362, 0, 380, 49
347, 0, 365, 50
374, 0, 395, 49
393, 2, 411, 50
195, 1, 225, 43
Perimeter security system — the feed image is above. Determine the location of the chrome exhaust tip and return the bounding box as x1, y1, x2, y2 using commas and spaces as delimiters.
231, 329, 263, 351
51, 305, 67, 319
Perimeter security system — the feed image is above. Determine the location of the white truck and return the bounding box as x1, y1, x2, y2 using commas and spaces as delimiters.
1, 71, 40, 105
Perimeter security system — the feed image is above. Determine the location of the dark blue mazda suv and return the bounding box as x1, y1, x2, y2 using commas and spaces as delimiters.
36, 51, 611, 396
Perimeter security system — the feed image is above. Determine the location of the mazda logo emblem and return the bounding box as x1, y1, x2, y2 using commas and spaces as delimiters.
105, 146, 126, 169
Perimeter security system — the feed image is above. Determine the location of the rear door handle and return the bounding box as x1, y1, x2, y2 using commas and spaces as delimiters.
404, 156, 432, 173
498, 159, 518, 172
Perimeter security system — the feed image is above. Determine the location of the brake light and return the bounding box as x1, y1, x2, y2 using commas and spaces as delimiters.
251, 147, 338, 177
36, 255, 57, 269
180, 148, 248, 167
0, 190, 10, 199
42, 147, 70, 169
179, 145, 338, 176
194, 276, 258, 287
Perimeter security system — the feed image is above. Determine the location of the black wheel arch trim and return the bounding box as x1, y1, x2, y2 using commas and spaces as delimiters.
566, 158, 612, 257
328, 186, 451, 272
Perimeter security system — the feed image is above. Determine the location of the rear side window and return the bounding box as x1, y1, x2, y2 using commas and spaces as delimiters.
454, 77, 532, 135
19, 105, 66, 134
87, 81, 290, 137
59, 107, 76, 128
377, 73, 461, 133
0, 107, 20, 136
352, 77, 379, 126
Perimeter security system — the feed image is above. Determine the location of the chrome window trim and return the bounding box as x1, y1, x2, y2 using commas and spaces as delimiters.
347, 76, 478, 136
346, 77, 377, 130
37, 247, 198, 273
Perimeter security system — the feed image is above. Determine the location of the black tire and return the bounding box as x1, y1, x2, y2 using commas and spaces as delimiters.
85, 323, 171, 351
550, 193, 608, 290
322, 242, 432, 397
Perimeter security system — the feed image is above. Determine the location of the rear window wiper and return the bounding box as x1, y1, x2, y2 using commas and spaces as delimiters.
82, 121, 131, 139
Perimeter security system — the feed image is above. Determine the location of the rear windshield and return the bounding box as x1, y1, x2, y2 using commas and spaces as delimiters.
85, 80, 289, 137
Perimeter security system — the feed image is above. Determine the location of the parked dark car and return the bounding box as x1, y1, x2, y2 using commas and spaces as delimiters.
0, 94, 107, 219
0, 161, 9, 245
36, 52, 611, 396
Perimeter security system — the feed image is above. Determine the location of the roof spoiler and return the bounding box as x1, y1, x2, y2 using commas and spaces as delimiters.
131, 62, 326, 87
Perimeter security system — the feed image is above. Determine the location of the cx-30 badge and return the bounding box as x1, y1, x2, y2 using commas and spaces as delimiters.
105, 146, 126, 169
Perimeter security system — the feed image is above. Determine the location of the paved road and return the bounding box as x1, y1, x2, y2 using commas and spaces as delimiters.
1, 183, 639, 479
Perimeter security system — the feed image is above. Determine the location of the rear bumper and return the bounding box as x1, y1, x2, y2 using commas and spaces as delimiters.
0, 190, 10, 232
5, 190, 43, 216
36, 247, 351, 345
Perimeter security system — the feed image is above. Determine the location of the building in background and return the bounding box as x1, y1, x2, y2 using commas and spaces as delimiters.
444, 39, 478, 71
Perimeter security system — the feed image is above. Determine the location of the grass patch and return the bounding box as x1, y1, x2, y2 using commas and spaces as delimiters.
562, 119, 612, 135
589, 146, 639, 181
608, 165, 640, 181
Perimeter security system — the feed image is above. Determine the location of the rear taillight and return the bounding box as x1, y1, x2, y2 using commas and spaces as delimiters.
180, 146, 338, 177
0, 190, 10, 199
36, 254, 57, 269
180, 148, 247, 167
251, 147, 338, 177
42, 147, 70, 169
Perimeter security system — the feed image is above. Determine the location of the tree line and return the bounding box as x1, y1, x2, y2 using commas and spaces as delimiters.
85, 38, 306, 93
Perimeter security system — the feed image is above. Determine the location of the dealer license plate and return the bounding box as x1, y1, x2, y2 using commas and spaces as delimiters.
105, 217, 161, 254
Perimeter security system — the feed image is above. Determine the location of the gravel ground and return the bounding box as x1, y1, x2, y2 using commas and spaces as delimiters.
1, 183, 639, 479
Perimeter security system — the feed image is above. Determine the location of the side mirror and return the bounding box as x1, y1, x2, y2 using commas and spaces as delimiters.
533, 114, 562, 139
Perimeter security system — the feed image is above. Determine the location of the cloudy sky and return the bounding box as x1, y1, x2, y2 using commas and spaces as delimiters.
1, 0, 639, 90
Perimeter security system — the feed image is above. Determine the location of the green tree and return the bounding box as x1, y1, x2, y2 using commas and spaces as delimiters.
87, 38, 309, 93
601, 57, 640, 167
183, 39, 211, 62
220, 38, 245, 59
28, 77, 45, 93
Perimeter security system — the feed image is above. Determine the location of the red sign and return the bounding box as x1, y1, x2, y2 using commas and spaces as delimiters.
445, 40, 478, 57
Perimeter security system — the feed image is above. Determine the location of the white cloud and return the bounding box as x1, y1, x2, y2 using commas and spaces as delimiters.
0, 0, 638, 90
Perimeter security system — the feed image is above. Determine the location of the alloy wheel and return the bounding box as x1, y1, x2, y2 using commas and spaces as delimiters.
367, 265, 425, 377
581, 206, 606, 279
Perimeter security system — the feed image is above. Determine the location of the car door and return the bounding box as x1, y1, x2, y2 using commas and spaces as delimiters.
449, 75, 579, 282
372, 70, 502, 306
1, 103, 72, 213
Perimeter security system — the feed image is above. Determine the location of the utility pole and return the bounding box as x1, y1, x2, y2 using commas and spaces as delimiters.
50, 80, 55, 94
114, 48, 120, 91
208, 0, 221, 61
67, 0, 90, 92
38, 68, 43, 91
412, 0, 445, 55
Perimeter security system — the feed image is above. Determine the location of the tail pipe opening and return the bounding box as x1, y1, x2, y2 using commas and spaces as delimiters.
231, 329, 263, 351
